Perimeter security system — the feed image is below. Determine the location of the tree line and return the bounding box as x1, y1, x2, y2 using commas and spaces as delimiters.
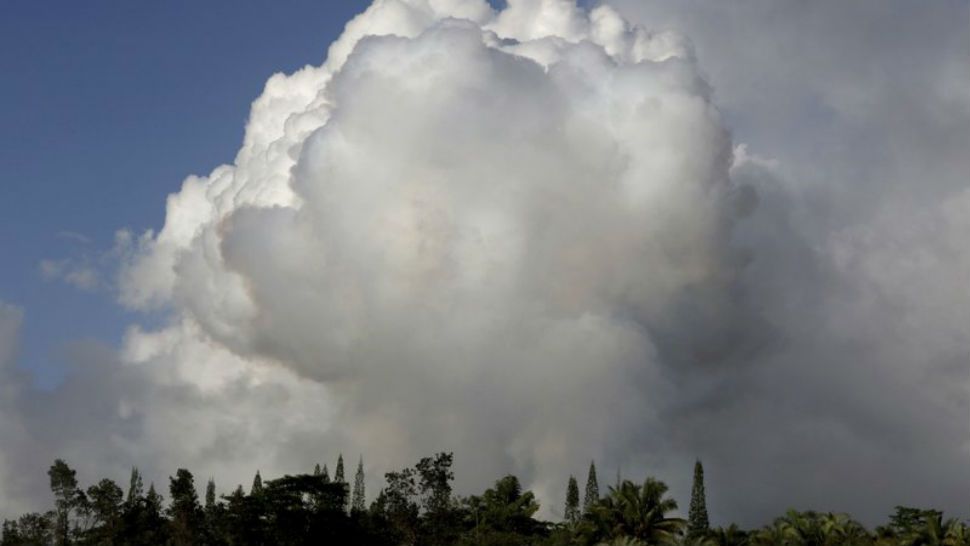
2, 454, 966, 545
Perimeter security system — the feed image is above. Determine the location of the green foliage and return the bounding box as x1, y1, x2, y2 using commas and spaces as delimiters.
565, 475, 580, 524
6, 457, 967, 546
580, 478, 684, 546
585, 462, 600, 515
46, 459, 95, 545
113, 480, 168, 546
708, 523, 749, 546
335, 454, 345, 484
48, 459, 81, 545
870, 505, 970, 546
85, 478, 123, 543
375, 466, 420, 544
417, 452, 455, 516
352, 456, 366, 513
168, 468, 204, 546
595, 538, 646, 546
462, 475, 547, 546
1, 512, 55, 546
749, 510, 871, 546
261, 474, 352, 543
203, 479, 215, 511
688, 460, 710, 539
126, 467, 143, 504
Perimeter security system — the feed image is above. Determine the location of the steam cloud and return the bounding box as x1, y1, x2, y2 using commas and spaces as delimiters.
1, 0, 967, 526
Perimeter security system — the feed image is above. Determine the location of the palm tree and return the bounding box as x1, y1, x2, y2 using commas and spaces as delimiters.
752, 512, 812, 546
708, 523, 749, 546
943, 520, 970, 546
597, 538, 647, 546
777, 510, 827, 546
749, 510, 872, 546
585, 478, 685, 545
818, 512, 871, 546
749, 518, 792, 546
681, 534, 718, 546
876, 507, 966, 546
902, 512, 966, 546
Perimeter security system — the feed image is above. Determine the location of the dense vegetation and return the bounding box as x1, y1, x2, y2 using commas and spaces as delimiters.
2, 454, 966, 545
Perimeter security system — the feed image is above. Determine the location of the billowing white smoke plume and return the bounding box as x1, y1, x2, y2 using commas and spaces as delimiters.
116, 0, 746, 510
4, 0, 968, 526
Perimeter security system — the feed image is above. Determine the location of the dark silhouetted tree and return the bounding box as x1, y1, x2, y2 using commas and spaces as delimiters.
352, 457, 366, 513
565, 475, 580, 524
335, 455, 345, 484
146, 483, 163, 516
2, 512, 54, 545
120, 482, 167, 546
464, 475, 545, 545
48, 459, 85, 546
259, 474, 353, 544
584, 461, 599, 515
377, 467, 419, 544
416, 452, 461, 545
202, 478, 224, 546
688, 460, 710, 539
168, 469, 203, 546
711, 523, 750, 546
15, 450, 969, 546
127, 467, 144, 505
585, 478, 684, 545
417, 452, 454, 516
205, 479, 216, 510
86, 478, 123, 542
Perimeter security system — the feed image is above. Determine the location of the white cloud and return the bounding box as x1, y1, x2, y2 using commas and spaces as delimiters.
39, 259, 100, 291
2, 0, 968, 526
112, 0, 744, 516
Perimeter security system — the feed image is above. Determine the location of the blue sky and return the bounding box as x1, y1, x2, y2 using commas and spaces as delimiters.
0, 0, 374, 385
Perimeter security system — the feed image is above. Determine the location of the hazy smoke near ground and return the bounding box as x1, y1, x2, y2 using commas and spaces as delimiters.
2, 0, 968, 526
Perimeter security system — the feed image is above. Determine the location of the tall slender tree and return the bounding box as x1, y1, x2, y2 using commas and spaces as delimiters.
335, 454, 346, 484
205, 479, 216, 510
565, 475, 580, 524
168, 469, 203, 546
127, 467, 144, 504
352, 456, 366, 513
87, 479, 123, 541
48, 459, 82, 546
314, 464, 321, 476
144, 483, 167, 544
584, 461, 599, 514
688, 460, 710, 539
321, 465, 331, 483
146, 483, 163, 513
251, 471, 263, 495
335, 455, 347, 513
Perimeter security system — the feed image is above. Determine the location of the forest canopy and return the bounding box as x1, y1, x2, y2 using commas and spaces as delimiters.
2, 454, 966, 546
